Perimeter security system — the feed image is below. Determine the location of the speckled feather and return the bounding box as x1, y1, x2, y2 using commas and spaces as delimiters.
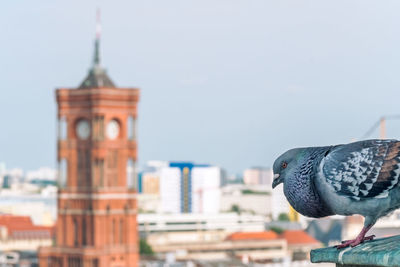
322, 139, 400, 201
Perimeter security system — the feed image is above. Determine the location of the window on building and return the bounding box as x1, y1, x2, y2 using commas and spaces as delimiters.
58, 117, 67, 140
82, 217, 87, 246
78, 149, 91, 187
58, 159, 67, 188
93, 159, 104, 187
92, 116, 105, 140
73, 218, 78, 247
126, 159, 136, 189
127, 115, 136, 140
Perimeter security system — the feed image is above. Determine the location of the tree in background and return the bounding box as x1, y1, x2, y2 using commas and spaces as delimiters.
230, 204, 241, 214
139, 239, 154, 255
269, 226, 284, 234
278, 212, 290, 221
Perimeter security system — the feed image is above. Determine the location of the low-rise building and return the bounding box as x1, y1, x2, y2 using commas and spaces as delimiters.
220, 184, 271, 215
145, 230, 320, 263
147, 230, 287, 262
138, 213, 266, 237
243, 167, 273, 186
0, 214, 54, 251
279, 230, 321, 261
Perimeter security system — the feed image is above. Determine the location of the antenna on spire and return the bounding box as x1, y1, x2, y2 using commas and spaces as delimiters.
96, 8, 101, 40
93, 8, 101, 67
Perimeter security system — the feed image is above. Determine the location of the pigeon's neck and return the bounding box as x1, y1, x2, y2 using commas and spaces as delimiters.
284, 147, 334, 218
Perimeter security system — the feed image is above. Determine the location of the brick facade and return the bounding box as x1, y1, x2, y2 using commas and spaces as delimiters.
38, 86, 140, 267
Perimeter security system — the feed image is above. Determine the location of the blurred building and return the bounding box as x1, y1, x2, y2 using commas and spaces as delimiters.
2, 175, 11, 189
191, 166, 221, 214
38, 15, 139, 267
137, 194, 160, 213
221, 173, 242, 186
25, 167, 57, 182
147, 230, 287, 262
243, 167, 273, 186
0, 197, 55, 226
138, 213, 266, 237
159, 162, 221, 214
271, 183, 290, 220
220, 184, 271, 215
279, 230, 321, 261
0, 214, 54, 251
2, 168, 24, 189
141, 173, 160, 194
138, 160, 168, 194
145, 230, 320, 263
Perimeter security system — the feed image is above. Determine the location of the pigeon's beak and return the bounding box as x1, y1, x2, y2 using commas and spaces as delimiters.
272, 174, 283, 189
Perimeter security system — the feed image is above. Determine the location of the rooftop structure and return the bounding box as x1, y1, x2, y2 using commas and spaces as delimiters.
146, 230, 287, 262
226, 231, 278, 241
0, 215, 53, 251
146, 230, 320, 263
138, 213, 266, 237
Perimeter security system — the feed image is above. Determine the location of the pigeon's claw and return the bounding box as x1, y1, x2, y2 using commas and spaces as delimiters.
335, 235, 375, 249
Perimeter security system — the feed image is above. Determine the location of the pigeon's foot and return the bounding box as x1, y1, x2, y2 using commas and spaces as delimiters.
335, 235, 375, 249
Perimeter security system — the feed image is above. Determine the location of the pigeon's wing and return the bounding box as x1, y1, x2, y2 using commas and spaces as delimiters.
321, 139, 400, 200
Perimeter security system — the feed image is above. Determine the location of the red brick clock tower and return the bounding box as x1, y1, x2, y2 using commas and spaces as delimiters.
39, 13, 139, 267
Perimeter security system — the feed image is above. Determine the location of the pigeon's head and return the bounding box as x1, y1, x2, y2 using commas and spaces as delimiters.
272, 148, 305, 189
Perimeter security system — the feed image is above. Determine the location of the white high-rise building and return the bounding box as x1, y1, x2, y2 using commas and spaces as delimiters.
192, 166, 220, 214
159, 162, 221, 214
159, 167, 181, 213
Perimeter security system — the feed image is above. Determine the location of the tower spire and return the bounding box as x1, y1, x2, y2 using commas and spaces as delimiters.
78, 8, 116, 89
93, 8, 101, 66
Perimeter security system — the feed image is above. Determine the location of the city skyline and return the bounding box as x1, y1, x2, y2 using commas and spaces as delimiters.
3, 1, 400, 174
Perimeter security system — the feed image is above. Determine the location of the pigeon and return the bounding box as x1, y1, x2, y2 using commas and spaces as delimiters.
272, 139, 400, 249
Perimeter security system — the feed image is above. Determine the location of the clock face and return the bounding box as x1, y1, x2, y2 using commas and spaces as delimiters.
76, 119, 90, 140
106, 119, 120, 140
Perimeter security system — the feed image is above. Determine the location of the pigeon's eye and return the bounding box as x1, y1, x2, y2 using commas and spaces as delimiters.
281, 162, 288, 169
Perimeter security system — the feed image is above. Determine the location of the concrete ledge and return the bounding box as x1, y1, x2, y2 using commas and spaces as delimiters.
310, 235, 400, 267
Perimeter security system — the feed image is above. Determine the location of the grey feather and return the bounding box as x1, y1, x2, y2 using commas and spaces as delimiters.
322, 139, 400, 200
272, 139, 400, 224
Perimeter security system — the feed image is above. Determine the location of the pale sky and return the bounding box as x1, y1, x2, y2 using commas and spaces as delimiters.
2, 1, 400, 174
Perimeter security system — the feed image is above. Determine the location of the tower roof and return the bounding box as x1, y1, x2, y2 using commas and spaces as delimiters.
78, 64, 116, 89
78, 9, 115, 89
